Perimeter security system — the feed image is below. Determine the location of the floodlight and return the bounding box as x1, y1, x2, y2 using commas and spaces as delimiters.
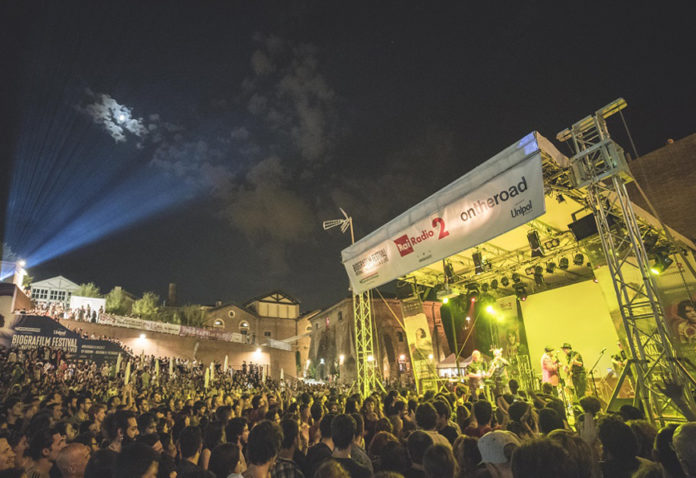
546, 262, 556, 274
527, 231, 544, 258
573, 253, 585, 266
139, 333, 146, 339
514, 284, 527, 301
643, 231, 659, 251
512, 273, 521, 284
473, 252, 485, 274
650, 249, 674, 275
481, 283, 489, 293
544, 238, 560, 249
485, 304, 495, 315
559, 257, 569, 270
490, 279, 498, 290
18, 259, 26, 267
500, 276, 510, 287
534, 266, 544, 286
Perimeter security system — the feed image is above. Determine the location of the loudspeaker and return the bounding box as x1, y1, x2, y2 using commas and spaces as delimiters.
569, 214, 617, 241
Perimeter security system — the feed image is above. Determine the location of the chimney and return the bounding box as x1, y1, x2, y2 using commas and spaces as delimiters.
215, 300, 223, 307
168, 283, 177, 306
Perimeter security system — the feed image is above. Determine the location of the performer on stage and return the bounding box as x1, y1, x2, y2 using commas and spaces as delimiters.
561, 342, 587, 399
488, 347, 510, 395
611, 341, 628, 375
466, 350, 488, 399
541, 346, 559, 388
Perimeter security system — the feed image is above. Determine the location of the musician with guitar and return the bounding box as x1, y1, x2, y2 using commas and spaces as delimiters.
561, 342, 587, 399
466, 350, 488, 400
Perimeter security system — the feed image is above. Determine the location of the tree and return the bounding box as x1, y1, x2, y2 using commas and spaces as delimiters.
105, 287, 132, 315
132, 292, 160, 320
75, 282, 101, 297
22, 273, 34, 289
179, 305, 206, 327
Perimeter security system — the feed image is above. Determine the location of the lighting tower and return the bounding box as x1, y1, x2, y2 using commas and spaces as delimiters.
323, 208, 380, 397
557, 98, 696, 424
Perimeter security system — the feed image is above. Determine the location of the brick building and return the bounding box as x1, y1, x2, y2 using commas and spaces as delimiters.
308, 296, 448, 383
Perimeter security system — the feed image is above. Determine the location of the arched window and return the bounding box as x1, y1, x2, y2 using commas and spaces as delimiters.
213, 319, 224, 328
239, 320, 250, 335
338, 311, 343, 321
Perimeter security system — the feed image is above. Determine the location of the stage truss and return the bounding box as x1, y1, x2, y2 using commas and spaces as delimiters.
556, 98, 696, 424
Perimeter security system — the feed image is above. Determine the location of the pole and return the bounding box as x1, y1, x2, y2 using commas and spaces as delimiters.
588, 348, 606, 399
450, 310, 460, 378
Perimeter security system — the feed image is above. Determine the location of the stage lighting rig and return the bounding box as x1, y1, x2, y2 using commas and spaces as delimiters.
534, 266, 544, 286
544, 238, 560, 249
650, 249, 674, 275
527, 230, 544, 258
472, 251, 487, 274
514, 283, 527, 301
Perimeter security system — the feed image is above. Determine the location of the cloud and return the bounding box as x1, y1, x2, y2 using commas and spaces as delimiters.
230, 127, 250, 141
78, 90, 149, 142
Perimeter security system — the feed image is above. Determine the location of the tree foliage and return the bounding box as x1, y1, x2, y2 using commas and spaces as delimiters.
132, 292, 160, 320
75, 282, 101, 298
105, 287, 132, 315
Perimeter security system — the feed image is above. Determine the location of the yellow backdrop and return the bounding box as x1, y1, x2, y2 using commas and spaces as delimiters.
520, 279, 618, 378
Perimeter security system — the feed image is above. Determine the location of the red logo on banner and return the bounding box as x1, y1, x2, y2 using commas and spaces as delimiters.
394, 235, 414, 256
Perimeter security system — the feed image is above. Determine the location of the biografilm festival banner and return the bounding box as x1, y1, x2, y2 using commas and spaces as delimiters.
0, 315, 123, 362
342, 135, 545, 293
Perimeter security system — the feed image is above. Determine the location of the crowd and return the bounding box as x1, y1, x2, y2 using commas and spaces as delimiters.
1, 342, 696, 478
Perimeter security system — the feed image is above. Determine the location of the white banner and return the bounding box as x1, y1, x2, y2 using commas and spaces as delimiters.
342, 135, 546, 293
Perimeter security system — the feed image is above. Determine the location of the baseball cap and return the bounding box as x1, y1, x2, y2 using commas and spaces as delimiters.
478, 430, 521, 464
561, 343, 572, 349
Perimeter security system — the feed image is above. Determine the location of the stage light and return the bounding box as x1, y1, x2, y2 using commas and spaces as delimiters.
256, 348, 262, 353
339, 354, 345, 365
18, 259, 26, 267
444, 261, 456, 281
485, 304, 495, 315
481, 283, 489, 293
546, 262, 556, 273
500, 276, 510, 287
512, 273, 521, 284
527, 230, 544, 258
320, 358, 325, 364
651, 249, 673, 275
367, 355, 375, 362
139, 333, 146, 339
442, 297, 449, 304
524, 266, 535, 275
428, 354, 434, 360
490, 279, 498, 290
514, 284, 527, 301
643, 231, 659, 251
399, 354, 406, 361
559, 257, 569, 270
472, 252, 485, 274
534, 266, 544, 286
573, 253, 585, 266
466, 316, 471, 322
544, 238, 560, 249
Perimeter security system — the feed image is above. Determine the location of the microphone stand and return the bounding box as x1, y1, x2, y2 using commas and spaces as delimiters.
589, 349, 606, 399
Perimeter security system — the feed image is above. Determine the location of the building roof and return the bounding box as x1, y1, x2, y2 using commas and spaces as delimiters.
31, 275, 80, 291
243, 290, 300, 307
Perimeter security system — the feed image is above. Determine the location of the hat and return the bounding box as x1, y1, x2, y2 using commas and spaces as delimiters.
544, 345, 554, 352
561, 343, 572, 349
478, 430, 521, 464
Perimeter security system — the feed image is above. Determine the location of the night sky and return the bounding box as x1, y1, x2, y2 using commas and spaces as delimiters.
1, 2, 694, 310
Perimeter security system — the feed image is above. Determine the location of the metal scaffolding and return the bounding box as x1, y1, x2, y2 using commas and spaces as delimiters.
324, 209, 381, 397
557, 98, 696, 423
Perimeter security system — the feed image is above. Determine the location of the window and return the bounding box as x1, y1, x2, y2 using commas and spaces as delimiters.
239, 321, 249, 335
306, 325, 312, 332
214, 319, 224, 328
57, 291, 66, 301
50, 290, 58, 300
264, 331, 271, 337
397, 332, 404, 343
228, 310, 236, 318
338, 311, 343, 321
34, 289, 48, 300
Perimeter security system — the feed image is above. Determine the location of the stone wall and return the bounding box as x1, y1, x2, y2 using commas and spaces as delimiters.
59, 319, 296, 380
